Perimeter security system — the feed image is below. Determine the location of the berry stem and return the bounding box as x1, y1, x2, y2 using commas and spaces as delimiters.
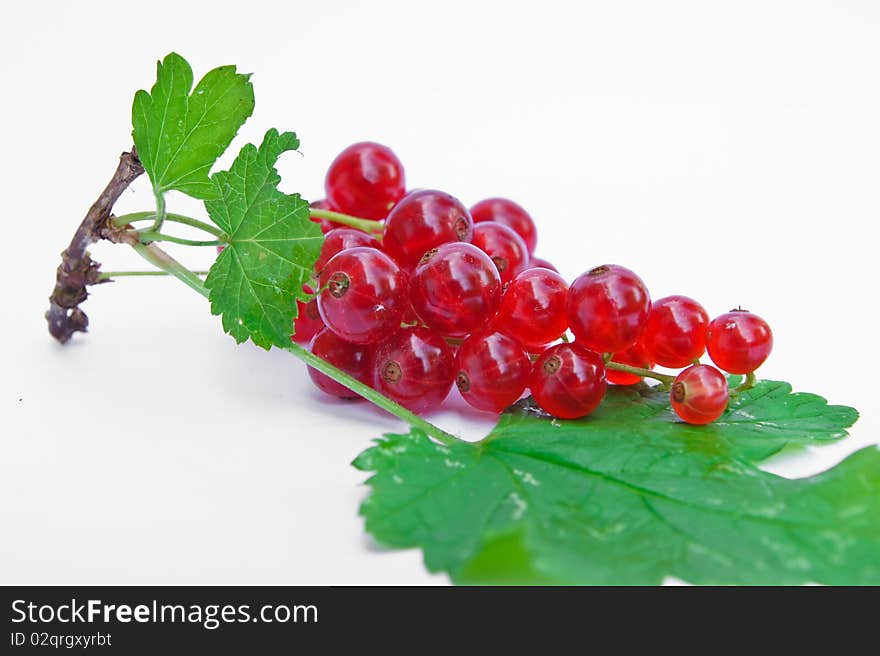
128, 241, 462, 446
730, 371, 758, 396
605, 361, 675, 385
310, 208, 385, 235
98, 270, 210, 280
130, 243, 213, 297
114, 212, 225, 238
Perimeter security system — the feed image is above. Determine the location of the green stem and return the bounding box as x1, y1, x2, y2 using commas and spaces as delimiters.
128, 242, 461, 446
310, 208, 384, 235
99, 270, 209, 280
114, 212, 225, 238
285, 342, 460, 446
606, 361, 675, 385
113, 210, 155, 224
130, 243, 211, 298
730, 371, 757, 396
137, 231, 224, 247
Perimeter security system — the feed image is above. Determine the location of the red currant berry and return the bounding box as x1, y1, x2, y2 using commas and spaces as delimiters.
324, 142, 405, 220
530, 343, 607, 419
455, 331, 531, 413
529, 257, 558, 273
309, 198, 344, 233
314, 228, 381, 274
317, 247, 408, 344
383, 190, 474, 269
567, 264, 651, 354
470, 197, 537, 254
374, 327, 454, 413
670, 364, 729, 425
307, 328, 373, 399
641, 295, 709, 368
706, 310, 773, 374
606, 341, 654, 386
409, 242, 502, 337
292, 295, 325, 345
471, 222, 529, 284
494, 268, 568, 348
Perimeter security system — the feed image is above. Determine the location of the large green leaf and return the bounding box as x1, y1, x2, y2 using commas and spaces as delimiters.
132, 52, 254, 200
354, 381, 877, 584
204, 129, 322, 349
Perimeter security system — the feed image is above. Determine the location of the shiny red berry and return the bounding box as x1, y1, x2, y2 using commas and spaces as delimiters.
528, 257, 558, 273
706, 310, 773, 374
567, 264, 651, 354
409, 242, 502, 337
530, 343, 607, 419
470, 222, 529, 284
606, 341, 654, 385
317, 247, 408, 344
374, 327, 454, 413
307, 328, 373, 399
494, 268, 568, 348
670, 364, 729, 425
314, 227, 381, 274
324, 142, 405, 220
641, 295, 709, 368
383, 190, 474, 269
292, 296, 325, 345
455, 331, 531, 413
470, 198, 538, 254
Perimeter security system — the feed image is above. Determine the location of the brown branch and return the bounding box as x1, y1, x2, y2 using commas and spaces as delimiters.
45, 148, 145, 343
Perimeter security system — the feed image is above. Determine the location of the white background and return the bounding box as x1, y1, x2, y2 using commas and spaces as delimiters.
1, 1, 878, 584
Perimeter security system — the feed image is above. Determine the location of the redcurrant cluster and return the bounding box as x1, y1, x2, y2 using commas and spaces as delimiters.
290, 142, 774, 425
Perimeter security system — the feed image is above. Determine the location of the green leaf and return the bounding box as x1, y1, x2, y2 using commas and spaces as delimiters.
567, 378, 859, 462
354, 381, 878, 584
132, 52, 255, 200
204, 129, 322, 349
